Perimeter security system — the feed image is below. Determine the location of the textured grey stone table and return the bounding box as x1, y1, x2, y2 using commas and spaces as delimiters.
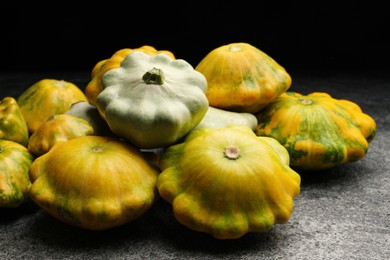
0, 70, 389, 259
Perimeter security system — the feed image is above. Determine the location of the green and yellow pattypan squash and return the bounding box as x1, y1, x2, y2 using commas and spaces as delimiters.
17, 79, 87, 134
0, 97, 29, 147
255, 92, 377, 170
195, 42, 291, 113
29, 135, 159, 230
96, 51, 209, 149
0, 139, 34, 208
157, 125, 301, 239
28, 114, 94, 156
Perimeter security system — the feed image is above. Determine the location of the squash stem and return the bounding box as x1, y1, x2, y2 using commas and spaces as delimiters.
92, 146, 103, 153
300, 99, 313, 105
224, 146, 241, 160
142, 67, 165, 85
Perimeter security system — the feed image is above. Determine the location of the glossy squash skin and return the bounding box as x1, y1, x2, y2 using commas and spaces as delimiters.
17, 79, 87, 134
0, 97, 29, 147
255, 92, 377, 170
85, 45, 175, 106
195, 42, 291, 113
0, 139, 34, 208
29, 135, 159, 230
28, 114, 94, 156
157, 125, 301, 239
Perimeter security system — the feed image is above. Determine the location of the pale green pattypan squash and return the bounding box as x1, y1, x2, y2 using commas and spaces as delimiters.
65, 101, 114, 137
96, 51, 209, 149
192, 106, 258, 131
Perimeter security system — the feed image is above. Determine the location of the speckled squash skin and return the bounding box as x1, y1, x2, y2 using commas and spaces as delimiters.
195, 42, 291, 113
255, 92, 377, 170
85, 45, 175, 106
0, 139, 34, 208
0, 97, 29, 147
17, 79, 87, 134
28, 114, 94, 156
29, 135, 159, 230
157, 125, 301, 239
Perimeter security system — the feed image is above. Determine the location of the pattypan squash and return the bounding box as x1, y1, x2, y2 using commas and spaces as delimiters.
0, 139, 34, 208
195, 42, 291, 113
65, 101, 114, 137
192, 106, 258, 131
96, 51, 209, 149
17, 79, 87, 134
85, 45, 175, 106
0, 97, 29, 147
255, 92, 377, 170
157, 125, 301, 239
28, 114, 94, 156
29, 135, 159, 230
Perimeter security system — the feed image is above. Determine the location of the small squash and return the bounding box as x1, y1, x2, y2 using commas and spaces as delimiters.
255, 92, 377, 170
28, 114, 94, 156
17, 79, 88, 134
195, 42, 291, 113
0, 97, 29, 147
192, 106, 258, 131
29, 135, 159, 230
0, 139, 34, 208
85, 45, 175, 106
96, 51, 209, 149
157, 125, 301, 239
64, 101, 114, 137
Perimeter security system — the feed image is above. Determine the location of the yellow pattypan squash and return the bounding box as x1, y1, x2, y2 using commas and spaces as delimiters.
0, 96, 29, 147
28, 114, 94, 156
255, 91, 377, 170
29, 135, 159, 230
85, 45, 175, 106
157, 125, 301, 239
0, 139, 34, 208
17, 79, 87, 134
195, 42, 291, 113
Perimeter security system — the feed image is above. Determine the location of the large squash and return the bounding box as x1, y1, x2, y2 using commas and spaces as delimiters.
96, 51, 209, 149
255, 92, 377, 170
29, 135, 159, 230
85, 45, 175, 106
195, 42, 291, 113
17, 79, 87, 134
0, 139, 34, 208
157, 125, 301, 239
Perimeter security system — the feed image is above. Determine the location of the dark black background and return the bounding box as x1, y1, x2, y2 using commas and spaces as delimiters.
1, 2, 389, 72
1, 4, 390, 259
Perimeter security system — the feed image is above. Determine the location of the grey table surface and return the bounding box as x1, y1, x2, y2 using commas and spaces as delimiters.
0, 69, 389, 260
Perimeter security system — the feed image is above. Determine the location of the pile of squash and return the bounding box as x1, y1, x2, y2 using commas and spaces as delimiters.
0, 43, 376, 239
